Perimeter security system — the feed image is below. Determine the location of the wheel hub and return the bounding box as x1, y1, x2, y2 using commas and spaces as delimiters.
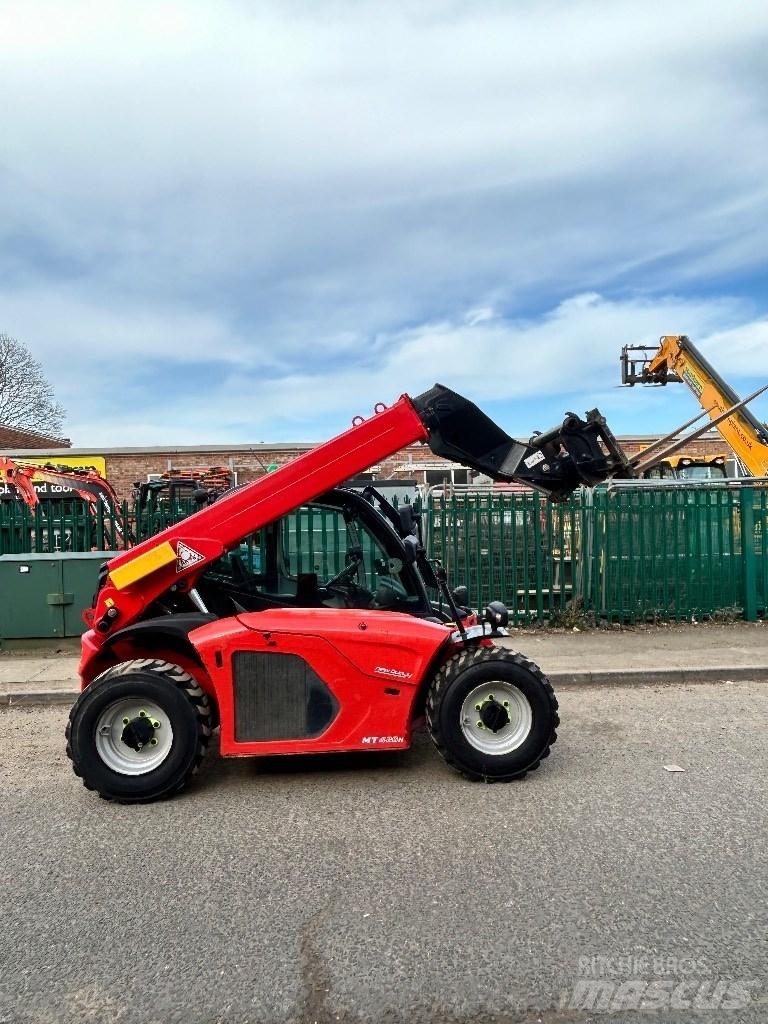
460, 681, 534, 755
477, 696, 510, 733
120, 712, 158, 751
95, 699, 172, 775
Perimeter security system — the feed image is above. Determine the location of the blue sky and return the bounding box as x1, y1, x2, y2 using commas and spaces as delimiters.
2, 0, 767, 446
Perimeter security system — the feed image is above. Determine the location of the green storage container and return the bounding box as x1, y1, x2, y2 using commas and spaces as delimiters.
0, 552, 118, 639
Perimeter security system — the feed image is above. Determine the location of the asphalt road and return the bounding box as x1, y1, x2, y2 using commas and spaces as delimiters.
1, 682, 767, 1024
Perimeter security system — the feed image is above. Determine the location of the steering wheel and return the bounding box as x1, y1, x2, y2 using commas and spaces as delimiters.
322, 554, 375, 609
324, 558, 362, 588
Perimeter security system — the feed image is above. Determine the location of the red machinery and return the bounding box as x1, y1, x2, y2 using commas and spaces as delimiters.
66, 385, 632, 802
0, 457, 127, 546
1, 458, 224, 548
0, 457, 121, 511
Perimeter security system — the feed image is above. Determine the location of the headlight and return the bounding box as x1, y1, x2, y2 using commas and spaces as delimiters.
483, 600, 509, 629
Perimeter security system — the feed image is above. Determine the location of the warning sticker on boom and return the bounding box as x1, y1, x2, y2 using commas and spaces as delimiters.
523, 450, 545, 469
176, 541, 205, 572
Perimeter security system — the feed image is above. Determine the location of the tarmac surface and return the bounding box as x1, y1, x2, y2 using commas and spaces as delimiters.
1, 679, 767, 1023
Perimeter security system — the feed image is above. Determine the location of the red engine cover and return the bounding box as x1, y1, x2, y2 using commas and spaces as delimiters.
190, 608, 452, 757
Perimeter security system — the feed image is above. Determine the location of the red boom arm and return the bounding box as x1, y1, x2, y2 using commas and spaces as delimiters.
89, 396, 429, 631
85, 383, 631, 639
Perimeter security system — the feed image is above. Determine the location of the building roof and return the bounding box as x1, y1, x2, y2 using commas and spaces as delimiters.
0, 430, 725, 460
0, 424, 71, 450
0, 441, 316, 458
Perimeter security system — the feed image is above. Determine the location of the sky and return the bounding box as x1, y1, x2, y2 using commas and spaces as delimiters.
1, 0, 767, 447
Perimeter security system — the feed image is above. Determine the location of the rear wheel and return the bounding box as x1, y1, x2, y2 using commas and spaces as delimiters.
66, 659, 213, 803
426, 648, 558, 782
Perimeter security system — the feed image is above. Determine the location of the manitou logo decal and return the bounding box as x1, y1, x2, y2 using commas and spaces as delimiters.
374, 666, 412, 680
176, 541, 205, 572
362, 736, 405, 745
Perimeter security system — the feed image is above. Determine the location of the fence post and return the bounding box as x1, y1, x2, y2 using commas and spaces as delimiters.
532, 491, 544, 622
740, 486, 758, 622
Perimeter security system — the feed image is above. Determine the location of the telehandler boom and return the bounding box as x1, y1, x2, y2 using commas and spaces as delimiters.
66, 384, 632, 803
621, 335, 768, 476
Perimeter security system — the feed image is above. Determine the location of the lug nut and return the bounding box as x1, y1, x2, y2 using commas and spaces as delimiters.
475, 704, 481, 711
477, 720, 484, 729
139, 710, 147, 718
122, 717, 129, 725
150, 738, 158, 747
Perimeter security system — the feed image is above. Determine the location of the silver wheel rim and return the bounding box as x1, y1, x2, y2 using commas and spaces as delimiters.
95, 698, 174, 776
460, 681, 533, 755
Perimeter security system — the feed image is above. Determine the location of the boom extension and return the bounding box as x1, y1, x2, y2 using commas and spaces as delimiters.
625, 406, 716, 468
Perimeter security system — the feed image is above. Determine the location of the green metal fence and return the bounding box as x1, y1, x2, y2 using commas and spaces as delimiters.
1, 484, 766, 622
581, 488, 748, 623
0, 495, 207, 555
424, 485, 768, 623
427, 491, 581, 621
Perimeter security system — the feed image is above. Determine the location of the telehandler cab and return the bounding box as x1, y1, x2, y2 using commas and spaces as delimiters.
66, 384, 632, 802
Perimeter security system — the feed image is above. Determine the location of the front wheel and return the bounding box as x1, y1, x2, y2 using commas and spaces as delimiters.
426, 648, 558, 782
66, 659, 213, 803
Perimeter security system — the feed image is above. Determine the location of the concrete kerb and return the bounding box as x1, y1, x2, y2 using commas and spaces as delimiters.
3, 690, 77, 707
3, 664, 768, 707
550, 665, 768, 687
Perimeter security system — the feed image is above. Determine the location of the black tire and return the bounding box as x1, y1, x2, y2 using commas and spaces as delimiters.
426, 647, 558, 782
65, 659, 213, 803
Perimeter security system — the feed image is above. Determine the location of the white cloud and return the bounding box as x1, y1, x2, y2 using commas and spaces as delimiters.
2, 0, 767, 306
52, 291, 768, 445
0, 1, 767, 444
698, 320, 768, 377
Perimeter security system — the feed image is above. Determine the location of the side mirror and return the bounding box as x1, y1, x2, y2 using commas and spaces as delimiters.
403, 534, 419, 565
452, 585, 469, 608
398, 504, 418, 537
418, 553, 439, 589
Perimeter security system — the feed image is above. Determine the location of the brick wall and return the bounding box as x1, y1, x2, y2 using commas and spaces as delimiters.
103, 436, 732, 500
101, 444, 428, 500
620, 436, 728, 459
102, 448, 313, 499
3, 433, 735, 502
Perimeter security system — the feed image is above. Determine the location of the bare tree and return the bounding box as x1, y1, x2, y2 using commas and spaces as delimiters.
0, 333, 66, 436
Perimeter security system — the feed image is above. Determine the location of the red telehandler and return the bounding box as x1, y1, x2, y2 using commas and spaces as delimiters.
66, 385, 634, 802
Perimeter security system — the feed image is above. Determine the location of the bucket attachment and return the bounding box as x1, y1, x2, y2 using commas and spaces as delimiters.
412, 384, 634, 501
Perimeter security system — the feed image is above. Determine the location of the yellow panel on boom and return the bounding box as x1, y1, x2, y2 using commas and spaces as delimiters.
110, 541, 177, 591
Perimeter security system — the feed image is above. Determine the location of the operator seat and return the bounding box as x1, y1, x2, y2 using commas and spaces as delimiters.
295, 572, 321, 605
